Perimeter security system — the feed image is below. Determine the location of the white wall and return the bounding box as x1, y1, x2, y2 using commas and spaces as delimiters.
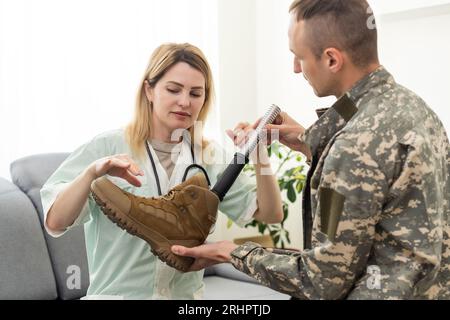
0, 0, 220, 180
216, 0, 258, 135
209, 0, 262, 245
375, 4, 450, 130
369, 0, 450, 15
255, 0, 335, 128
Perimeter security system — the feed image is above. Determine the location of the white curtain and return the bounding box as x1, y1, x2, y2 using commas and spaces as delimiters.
0, 0, 220, 180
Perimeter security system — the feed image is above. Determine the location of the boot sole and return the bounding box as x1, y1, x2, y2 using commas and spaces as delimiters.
90, 183, 194, 272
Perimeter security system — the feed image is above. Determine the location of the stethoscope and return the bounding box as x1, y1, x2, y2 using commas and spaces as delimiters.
145, 141, 211, 196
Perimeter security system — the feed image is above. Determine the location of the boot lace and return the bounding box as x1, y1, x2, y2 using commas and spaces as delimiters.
162, 190, 176, 201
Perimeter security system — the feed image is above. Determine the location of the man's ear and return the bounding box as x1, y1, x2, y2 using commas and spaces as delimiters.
324, 48, 344, 73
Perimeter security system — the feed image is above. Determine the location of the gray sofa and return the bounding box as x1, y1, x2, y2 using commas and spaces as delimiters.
0, 153, 289, 300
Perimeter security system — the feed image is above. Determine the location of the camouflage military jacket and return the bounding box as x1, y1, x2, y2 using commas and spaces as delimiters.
230, 66, 450, 299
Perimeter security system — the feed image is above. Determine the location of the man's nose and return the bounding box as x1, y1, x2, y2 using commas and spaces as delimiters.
294, 59, 302, 74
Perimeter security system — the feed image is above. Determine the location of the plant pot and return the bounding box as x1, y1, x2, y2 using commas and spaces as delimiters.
233, 235, 274, 248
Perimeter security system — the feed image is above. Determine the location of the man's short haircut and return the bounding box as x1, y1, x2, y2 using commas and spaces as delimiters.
289, 0, 378, 67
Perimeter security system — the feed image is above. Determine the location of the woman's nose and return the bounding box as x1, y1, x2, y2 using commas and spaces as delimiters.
178, 92, 190, 107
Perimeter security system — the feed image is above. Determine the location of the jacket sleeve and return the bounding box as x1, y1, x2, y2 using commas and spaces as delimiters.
231, 137, 388, 299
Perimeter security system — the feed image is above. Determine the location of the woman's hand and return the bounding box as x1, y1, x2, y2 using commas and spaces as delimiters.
226, 122, 270, 165
226, 120, 283, 224
226, 121, 255, 148
88, 154, 144, 187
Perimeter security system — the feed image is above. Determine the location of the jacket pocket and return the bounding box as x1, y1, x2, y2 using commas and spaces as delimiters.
319, 187, 345, 242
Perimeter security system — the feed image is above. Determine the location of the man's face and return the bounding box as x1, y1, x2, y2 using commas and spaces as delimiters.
288, 15, 334, 97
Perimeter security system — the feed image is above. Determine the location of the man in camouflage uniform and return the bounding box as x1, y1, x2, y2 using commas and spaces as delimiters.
172, 0, 450, 299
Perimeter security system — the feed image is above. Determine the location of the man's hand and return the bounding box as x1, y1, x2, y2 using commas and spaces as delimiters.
265, 112, 311, 160
171, 241, 238, 272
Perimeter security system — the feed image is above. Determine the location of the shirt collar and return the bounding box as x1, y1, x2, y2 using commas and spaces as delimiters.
320, 66, 394, 122
347, 65, 394, 106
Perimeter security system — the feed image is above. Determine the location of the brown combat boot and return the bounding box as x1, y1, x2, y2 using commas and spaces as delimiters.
90, 173, 219, 272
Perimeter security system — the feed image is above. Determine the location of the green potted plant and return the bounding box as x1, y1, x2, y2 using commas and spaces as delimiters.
229, 141, 307, 248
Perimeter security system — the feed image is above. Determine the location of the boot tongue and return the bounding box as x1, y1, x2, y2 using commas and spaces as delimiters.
172, 172, 209, 192
184, 172, 209, 189
196, 173, 209, 189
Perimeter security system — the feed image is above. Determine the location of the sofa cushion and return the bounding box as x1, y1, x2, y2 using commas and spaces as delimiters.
0, 178, 58, 299
10, 154, 89, 300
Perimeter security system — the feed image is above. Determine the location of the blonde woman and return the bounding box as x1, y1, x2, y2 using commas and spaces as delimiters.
40, 43, 283, 299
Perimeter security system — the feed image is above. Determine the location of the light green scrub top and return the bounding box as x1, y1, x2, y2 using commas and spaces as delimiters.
40, 129, 258, 300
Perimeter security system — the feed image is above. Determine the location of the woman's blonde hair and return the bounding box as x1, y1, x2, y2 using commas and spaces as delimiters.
125, 43, 215, 159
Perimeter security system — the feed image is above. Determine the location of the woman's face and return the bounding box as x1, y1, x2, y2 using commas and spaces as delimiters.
146, 62, 206, 142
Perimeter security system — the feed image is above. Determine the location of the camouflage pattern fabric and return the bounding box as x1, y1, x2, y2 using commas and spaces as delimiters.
230, 66, 450, 300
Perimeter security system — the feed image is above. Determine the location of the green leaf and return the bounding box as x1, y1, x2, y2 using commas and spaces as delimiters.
283, 211, 288, 223
287, 182, 297, 203
240, 142, 309, 247
285, 168, 295, 177
286, 231, 291, 244
293, 167, 301, 174
258, 223, 267, 234
294, 173, 306, 180
227, 219, 233, 229
272, 142, 280, 157
246, 219, 257, 228
295, 181, 304, 193
273, 235, 280, 246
